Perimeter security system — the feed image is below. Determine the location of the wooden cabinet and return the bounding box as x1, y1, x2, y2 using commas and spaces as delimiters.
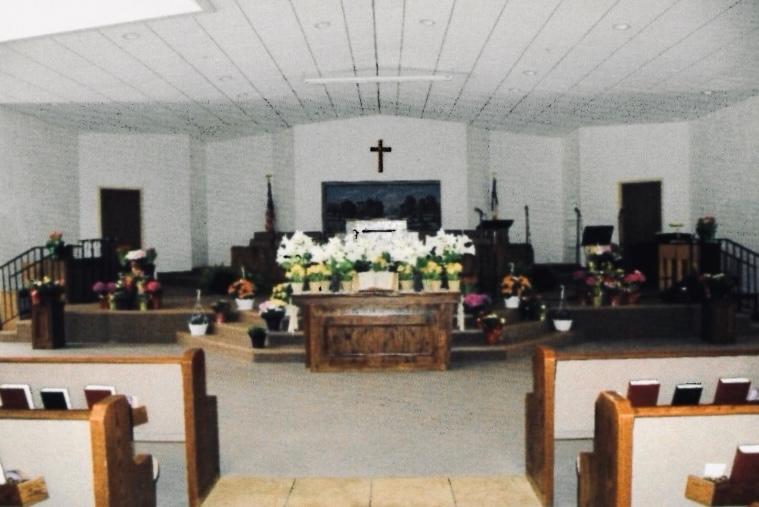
295, 292, 459, 372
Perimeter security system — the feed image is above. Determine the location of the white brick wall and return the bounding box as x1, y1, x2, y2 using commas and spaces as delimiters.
293, 115, 469, 231
576, 122, 691, 245
78, 133, 193, 272
204, 134, 274, 265
466, 127, 490, 229
0, 107, 79, 264
489, 131, 564, 263
562, 131, 581, 263
272, 129, 295, 232
691, 96, 759, 253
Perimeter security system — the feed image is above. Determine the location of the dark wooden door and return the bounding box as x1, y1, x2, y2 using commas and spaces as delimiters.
100, 189, 141, 249
620, 181, 661, 284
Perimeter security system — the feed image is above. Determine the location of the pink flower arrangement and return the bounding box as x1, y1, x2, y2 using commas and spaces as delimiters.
463, 293, 491, 308
92, 281, 108, 295
623, 270, 646, 284
144, 280, 162, 293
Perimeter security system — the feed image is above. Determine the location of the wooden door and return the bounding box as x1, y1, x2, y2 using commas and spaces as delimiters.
620, 181, 661, 283
100, 189, 141, 249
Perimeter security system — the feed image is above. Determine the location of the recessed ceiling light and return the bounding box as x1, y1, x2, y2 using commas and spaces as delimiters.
314, 21, 331, 30
612, 23, 631, 31
122, 32, 140, 40
523, 70, 537, 77
218, 75, 234, 82
419, 18, 435, 27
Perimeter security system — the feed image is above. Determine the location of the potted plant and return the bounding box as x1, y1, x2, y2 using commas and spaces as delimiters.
45, 231, 69, 260
258, 298, 287, 331
92, 281, 109, 309
552, 285, 573, 332
444, 262, 462, 292
501, 264, 531, 308
144, 279, 162, 310
306, 263, 332, 293
188, 314, 209, 336
622, 270, 646, 304
397, 263, 415, 291
700, 273, 736, 343
419, 259, 442, 291
247, 326, 267, 349
463, 292, 491, 316
228, 278, 255, 311
696, 216, 717, 242
477, 312, 505, 345
285, 263, 306, 294
211, 299, 232, 324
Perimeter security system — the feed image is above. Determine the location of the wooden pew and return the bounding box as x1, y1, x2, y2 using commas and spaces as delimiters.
0, 348, 219, 507
578, 391, 759, 507
0, 395, 155, 506
526, 346, 759, 506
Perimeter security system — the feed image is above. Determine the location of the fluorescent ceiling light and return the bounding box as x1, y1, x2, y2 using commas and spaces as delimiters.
0, 0, 204, 43
305, 75, 453, 85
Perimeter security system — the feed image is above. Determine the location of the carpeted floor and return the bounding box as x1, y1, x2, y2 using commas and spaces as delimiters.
2, 324, 758, 506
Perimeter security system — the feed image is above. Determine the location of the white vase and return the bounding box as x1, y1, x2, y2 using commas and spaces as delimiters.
289, 282, 303, 295
504, 296, 520, 309
236, 298, 254, 311
313, 280, 330, 293
188, 323, 208, 336
448, 279, 461, 292
399, 279, 414, 292
553, 319, 573, 332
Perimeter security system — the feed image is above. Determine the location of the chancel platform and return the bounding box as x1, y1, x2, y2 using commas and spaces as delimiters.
295, 291, 460, 372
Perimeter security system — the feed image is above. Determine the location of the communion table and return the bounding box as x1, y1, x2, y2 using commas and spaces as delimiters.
294, 291, 460, 372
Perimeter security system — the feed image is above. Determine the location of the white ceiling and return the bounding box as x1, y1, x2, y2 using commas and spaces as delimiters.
1, 0, 757, 139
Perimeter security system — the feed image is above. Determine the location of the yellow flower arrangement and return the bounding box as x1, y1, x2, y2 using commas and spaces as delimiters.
286, 264, 306, 282
397, 263, 415, 281
444, 262, 462, 280
501, 274, 531, 297
305, 263, 332, 281
420, 260, 443, 280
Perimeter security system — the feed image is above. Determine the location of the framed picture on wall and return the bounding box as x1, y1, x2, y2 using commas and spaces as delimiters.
322, 180, 441, 235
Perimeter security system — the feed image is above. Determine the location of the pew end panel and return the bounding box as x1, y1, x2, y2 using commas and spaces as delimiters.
182, 348, 220, 506
0, 395, 155, 507
526, 346, 556, 506
582, 391, 759, 507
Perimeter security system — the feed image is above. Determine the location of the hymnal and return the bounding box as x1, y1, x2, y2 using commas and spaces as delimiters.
730, 444, 759, 484
671, 382, 703, 406
84, 385, 116, 409
40, 388, 72, 410
0, 384, 34, 410
626, 379, 660, 407
713, 377, 751, 404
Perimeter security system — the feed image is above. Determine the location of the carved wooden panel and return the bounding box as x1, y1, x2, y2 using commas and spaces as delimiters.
295, 292, 458, 372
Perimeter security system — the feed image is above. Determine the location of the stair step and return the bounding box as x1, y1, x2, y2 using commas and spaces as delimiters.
251, 346, 306, 363
451, 331, 581, 362
0, 329, 22, 343
177, 332, 254, 361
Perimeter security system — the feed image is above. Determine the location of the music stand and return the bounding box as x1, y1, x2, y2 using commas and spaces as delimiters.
581, 225, 614, 246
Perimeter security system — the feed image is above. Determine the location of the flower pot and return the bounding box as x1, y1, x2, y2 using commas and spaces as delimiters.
504, 296, 520, 309
289, 282, 304, 295
399, 279, 414, 292
214, 312, 226, 324
340, 281, 353, 293
311, 280, 329, 293
236, 298, 254, 311
250, 333, 266, 349
98, 298, 109, 310
422, 279, 442, 292
609, 293, 622, 307
261, 311, 285, 331
626, 291, 641, 305
478, 317, 504, 345
553, 319, 573, 332
189, 323, 208, 336
448, 279, 461, 292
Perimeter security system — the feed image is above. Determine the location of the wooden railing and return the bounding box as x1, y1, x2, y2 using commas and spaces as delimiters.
0, 238, 118, 329
720, 238, 759, 318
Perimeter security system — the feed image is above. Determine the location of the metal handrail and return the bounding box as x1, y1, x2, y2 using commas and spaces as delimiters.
0, 238, 116, 328
719, 238, 759, 318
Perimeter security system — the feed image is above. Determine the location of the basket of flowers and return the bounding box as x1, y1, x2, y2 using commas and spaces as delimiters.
228, 278, 256, 311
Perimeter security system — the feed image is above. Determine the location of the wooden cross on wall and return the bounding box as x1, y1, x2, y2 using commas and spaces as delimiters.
370, 139, 392, 173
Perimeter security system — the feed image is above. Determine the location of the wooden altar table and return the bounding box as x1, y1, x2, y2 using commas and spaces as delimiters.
294, 291, 460, 372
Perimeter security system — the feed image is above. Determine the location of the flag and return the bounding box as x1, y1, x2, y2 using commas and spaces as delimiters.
265, 176, 275, 233
490, 176, 499, 218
